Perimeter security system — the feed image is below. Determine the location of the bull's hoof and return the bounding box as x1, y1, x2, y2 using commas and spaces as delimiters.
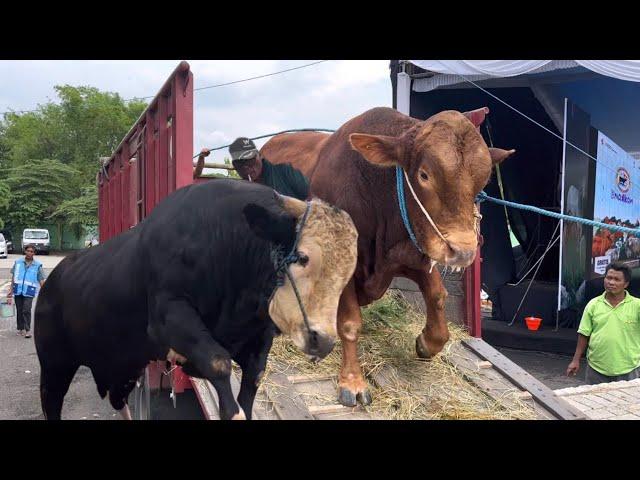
415, 335, 434, 359
338, 387, 358, 407
356, 390, 372, 406
231, 407, 246, 420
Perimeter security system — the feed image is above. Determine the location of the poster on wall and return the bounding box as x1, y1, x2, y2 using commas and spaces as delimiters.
558, 100, 594, 317
559, 98, 640, 320
590, 131, 640, 277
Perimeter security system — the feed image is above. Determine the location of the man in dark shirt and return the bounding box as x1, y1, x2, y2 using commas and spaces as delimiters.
197, 137, 310, 201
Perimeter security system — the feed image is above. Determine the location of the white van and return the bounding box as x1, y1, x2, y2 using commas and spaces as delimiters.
22, 228, 51, 255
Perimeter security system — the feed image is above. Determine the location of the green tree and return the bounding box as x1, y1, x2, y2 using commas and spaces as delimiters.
0, 85, 147, 240
48, 183, 98, 238
0, 180, 9, 230
4, 159, 79, 229
1, 85, 146, 187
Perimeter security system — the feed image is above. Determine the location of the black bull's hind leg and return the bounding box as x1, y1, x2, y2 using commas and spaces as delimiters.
39, 363, 80, 420
151, 296, 244, 420
35, 290, 80, 420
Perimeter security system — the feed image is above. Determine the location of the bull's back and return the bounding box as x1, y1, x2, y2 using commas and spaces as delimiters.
260, 131, 330, 178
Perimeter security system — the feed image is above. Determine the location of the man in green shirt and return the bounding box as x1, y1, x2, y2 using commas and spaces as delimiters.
567, 262, 640, 384
197, 137, 310, 201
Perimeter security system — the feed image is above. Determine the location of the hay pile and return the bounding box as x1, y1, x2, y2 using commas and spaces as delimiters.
261, 291, 537, 420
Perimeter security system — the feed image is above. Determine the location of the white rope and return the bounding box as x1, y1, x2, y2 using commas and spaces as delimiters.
402, 169, 449, 245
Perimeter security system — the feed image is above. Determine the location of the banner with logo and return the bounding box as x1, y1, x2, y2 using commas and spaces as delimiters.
591, 131, 640, 276
559, 99, 639, 320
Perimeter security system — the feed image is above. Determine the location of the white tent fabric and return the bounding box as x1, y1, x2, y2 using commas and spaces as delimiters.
408, 60, 640, 88
410, 60, 559, 77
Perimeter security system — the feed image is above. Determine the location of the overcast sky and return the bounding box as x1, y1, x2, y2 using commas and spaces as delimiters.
0, 60, 392, 168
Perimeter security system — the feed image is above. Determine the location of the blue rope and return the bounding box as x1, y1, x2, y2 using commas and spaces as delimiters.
396, 166, 424, 254
477, 191, 640, 236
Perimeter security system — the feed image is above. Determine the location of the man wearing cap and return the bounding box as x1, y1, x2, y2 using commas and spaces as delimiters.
197, 137, 310, 201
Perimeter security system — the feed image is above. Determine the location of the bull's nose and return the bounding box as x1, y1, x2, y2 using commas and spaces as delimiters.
306, 330, 335, 359
446, 243, 476, 266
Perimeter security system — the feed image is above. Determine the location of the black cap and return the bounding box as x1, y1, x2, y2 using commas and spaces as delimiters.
229, 137, 259, 162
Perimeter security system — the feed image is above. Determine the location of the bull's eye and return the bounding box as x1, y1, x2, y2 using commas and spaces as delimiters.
420, 171, 429, 181
298, 253, 309, 267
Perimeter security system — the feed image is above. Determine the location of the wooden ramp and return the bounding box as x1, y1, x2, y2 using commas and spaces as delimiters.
446, 338, 585, 420
190, 337, 585, 420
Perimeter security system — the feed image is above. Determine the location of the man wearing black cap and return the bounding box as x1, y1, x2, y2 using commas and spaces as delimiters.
197, 137, 310, 201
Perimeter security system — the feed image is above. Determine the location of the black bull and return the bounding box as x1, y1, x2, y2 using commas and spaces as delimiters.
34, 179, 349, 420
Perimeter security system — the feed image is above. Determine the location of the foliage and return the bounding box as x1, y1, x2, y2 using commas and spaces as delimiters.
3, 159, 79, 228
0, 85, 147, 235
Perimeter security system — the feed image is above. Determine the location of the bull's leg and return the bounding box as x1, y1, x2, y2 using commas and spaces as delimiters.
408, 268, 450, 358
108, 377, 138, 420
234, 328, 275, 420
40, 363, 79, 420
337, 279, 372, 407
153, 297, 243, 420
119, 405, 132, 421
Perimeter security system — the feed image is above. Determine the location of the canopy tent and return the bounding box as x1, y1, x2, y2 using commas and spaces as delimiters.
408, 60, 640, 85
396, 60, 640, 154
390, 60, 640, 344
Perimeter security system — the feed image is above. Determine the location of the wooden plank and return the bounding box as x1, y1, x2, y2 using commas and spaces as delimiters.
262, 372, 315, 420
445, 343, 543, 416
462, 338, 586, 420
190, 371, 262, 420
308, 404, 354, 415
448, 344, 556, 420
190, 377, 220, 420
287, 374, 335, 384
369, 364, 408, 390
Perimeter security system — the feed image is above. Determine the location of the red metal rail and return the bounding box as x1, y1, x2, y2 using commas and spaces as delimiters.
98, 61, 193, 242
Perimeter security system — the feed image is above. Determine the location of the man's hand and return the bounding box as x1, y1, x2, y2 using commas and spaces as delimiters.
6, 295, 12, 305
566, 359, 580, 376
199, 148, 211, 158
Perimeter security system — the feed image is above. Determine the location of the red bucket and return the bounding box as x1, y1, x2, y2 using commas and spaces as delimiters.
525, 316, 542, 331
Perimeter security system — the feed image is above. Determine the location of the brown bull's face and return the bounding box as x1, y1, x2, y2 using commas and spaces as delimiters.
244, 196, 358, 360
350, 110, 515, 268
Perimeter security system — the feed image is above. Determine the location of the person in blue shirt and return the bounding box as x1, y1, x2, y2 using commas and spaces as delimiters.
6, 245, 47, 338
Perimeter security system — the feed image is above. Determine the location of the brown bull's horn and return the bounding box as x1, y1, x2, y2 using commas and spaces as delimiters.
279, 194, 307, 218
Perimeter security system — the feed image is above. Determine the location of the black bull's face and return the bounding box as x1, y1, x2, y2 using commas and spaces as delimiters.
244, 196, 358, 360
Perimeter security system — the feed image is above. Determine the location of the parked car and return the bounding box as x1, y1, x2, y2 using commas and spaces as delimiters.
22, 228, 50, 255
0, 233, 7, 258
0, 230, 13, 254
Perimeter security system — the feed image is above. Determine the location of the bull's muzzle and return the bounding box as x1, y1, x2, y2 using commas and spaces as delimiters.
304, 329, 335, 360
445, 242, 477, 267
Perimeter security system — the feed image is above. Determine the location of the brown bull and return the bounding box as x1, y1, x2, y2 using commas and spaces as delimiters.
261, 107, 515, 406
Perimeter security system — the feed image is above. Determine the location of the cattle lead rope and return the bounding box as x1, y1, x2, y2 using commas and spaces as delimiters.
274, 202, 313, 334
396, 166, 451, 254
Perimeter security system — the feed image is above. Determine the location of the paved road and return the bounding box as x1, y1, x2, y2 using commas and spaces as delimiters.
496, 346, 587, 390
0, 272, 117, 420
